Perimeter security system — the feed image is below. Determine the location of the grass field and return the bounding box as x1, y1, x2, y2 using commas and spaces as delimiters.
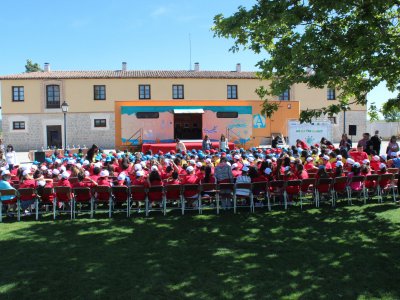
1, 203, 400, 300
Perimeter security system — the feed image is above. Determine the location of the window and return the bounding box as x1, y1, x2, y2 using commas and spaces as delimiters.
328, 117, 337, 124
136, 112, 159, 119
46, 85, 60, 108
216, 112, 238, 118
13, 121, 25, 130
139, 85, 151, 99
12, 86, 24, 101
227, 85, 238, 99
94, 85, 106, 100
327, 87, 336, 100
94, 119, 107, 127
172, 85, 184, 99
278, 89, 290, 101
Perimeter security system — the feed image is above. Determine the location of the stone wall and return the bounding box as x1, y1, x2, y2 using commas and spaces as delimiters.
312, 110, 367, 143
2, 112, 115, 151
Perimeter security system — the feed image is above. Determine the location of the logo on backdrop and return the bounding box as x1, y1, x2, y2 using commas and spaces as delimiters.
253, 114, 266, 128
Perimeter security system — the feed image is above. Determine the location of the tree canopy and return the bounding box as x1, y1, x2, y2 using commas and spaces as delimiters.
213, 0, 400, 122
25, 59, 42, 73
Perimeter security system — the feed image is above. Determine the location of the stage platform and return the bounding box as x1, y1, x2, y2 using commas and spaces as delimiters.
142, 141, 234, 154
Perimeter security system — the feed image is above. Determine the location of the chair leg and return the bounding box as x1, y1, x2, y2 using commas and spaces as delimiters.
181, 196, 185, 215
127, 198, 130, 217
0, 201, 2, 223
198, 195, 202, 215
284, 191, 287, 210
250, 193, 254, 213
145, 197, 149, 217
70, 199, 73, 220
53, 199, 56, 220
233, 193, 237, 214
109, 197, 112, 218
90, 198, 94, 219
216, 193, 220, 214
35, 199, 39, 221
17, 200, 21, 221
163, 196, 167, 216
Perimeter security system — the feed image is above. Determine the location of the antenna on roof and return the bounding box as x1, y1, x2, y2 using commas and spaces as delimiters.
189, 33, 192, 71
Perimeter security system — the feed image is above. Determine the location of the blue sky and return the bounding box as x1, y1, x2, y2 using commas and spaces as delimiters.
0, 0, 395, 112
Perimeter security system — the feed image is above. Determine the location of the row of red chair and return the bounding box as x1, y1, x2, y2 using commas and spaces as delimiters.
1, 173, 398, 222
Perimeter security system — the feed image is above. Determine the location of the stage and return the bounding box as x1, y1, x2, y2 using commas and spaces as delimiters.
142, 141, 235, 154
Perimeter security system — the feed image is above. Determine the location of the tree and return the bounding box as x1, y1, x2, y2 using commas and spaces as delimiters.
25, 59, 42, 73
382, 98, 400, 122
213, 1, 400, 122
368, 102, 380, 122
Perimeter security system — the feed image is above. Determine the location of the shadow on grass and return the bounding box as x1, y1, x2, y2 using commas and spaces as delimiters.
1, 204, 400, 299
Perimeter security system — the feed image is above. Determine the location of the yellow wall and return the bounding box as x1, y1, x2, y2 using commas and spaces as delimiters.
114, 100, 299, 148
293, 83, 366, 111
1, 78, 366, 115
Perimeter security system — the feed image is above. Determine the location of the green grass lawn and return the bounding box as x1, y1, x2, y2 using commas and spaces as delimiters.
1, 203, 400, 300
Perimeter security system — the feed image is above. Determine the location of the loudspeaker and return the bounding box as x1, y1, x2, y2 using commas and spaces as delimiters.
348, 125, 357, 136
34, 151, 46, 163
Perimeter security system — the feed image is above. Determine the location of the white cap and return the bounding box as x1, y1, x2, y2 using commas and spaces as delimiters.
31, 165, 38, 171
362, 159, 370, 164
243, 161, 250, 166
60, 166, 66, 172
136, 170, 144, 177
248, 157, 254, 162
380, 163, 386, 169
61, 172, 70, 179
94, 162, 102, 168
234, 155, 241, 160
189, 160, 196, 165
100, 170, 109, 177
75, 163, 82, 169
353, 162, 361, 168
346, 158, 355, 165
84, 170, 90, 177
186, 166, 194, 173
55, 159, 62, 164
196, 162, 203, 168
134, 163, 142, 171
373, 155, 380, 161
151, 165, 158, 172
380, 154, 387, 161
47, 170, 53, 175
284, 166, 290, 172
37, 180, 46, 187
336, 155, 342, 160
117, 173, 126, 181
83, 160, 90, 166
306, 157, 313, 162
226, 162, 231, 167
323, 155, 329, 160
205, 158, 212, 164
242, 166, 249, 172
1, 170, 10, 176
336, 161, 343, 167
40, 166, 47, 171
52, 169, 60, 175
140, 161, 147, 168
266, 159, 272, 163
264, 168, 272, 175
22, 169, 31, 176
271, 157, 277, 162
231, 163, 238, 169
390, 152, 397, 157
67, 159, 75, 165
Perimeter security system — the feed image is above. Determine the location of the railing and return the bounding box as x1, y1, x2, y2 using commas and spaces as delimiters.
125, 128, 143, 146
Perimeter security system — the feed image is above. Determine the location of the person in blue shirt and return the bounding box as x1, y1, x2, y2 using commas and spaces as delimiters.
0, 169, 17, 217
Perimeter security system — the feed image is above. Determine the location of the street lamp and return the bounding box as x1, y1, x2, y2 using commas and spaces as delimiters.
61, 101, 69, 150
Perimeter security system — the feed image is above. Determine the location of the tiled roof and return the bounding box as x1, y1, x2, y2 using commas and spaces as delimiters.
0, 70, 258, 80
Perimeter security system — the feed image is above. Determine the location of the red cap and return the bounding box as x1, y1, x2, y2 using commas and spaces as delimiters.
221, 152, 226, 157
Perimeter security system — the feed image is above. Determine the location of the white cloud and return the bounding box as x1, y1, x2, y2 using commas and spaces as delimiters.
151, 6, 169, 18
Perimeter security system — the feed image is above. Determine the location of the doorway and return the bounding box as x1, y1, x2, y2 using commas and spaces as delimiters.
46, 125, 62, 149
174, 113, 202, 139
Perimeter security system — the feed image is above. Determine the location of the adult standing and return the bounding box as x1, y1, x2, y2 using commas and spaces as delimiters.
339, 133, 352, 151
86, 144, 99, 163
386, 135, 399, 156
175, 138, 186, 153
214, 156, 234, 209
219, 134, 228, 151
357, 133, 370, 154
369, 130, 382, 155
202, 135, 212, 151
5, 145, 17, 171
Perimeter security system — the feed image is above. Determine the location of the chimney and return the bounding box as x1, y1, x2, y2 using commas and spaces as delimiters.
44, 62, 50, 72
194, 62, 199, 71
236, 63, 241, 72
122, 62, 127, 71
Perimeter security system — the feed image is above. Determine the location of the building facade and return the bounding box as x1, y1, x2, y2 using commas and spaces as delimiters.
0, 63, 366, 151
